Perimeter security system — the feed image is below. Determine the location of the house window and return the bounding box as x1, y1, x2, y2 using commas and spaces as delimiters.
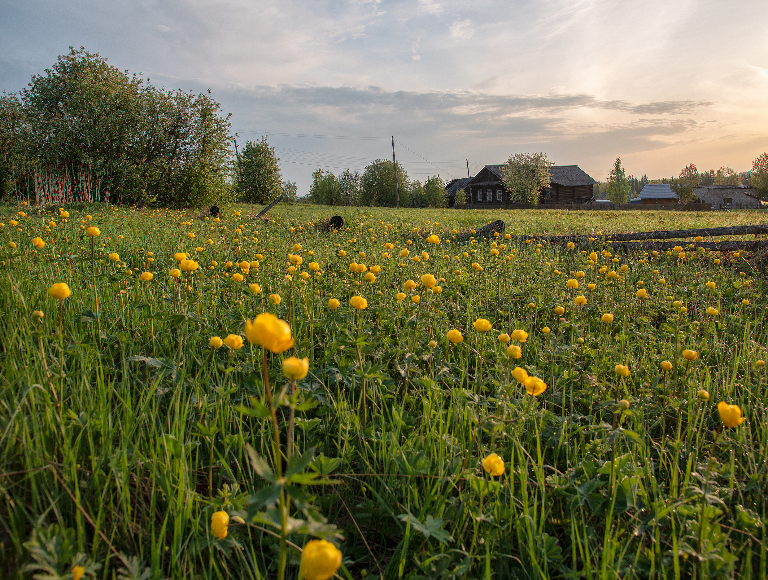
723, 197, 733, 207
486, 189, 492, 202
477, 189, 482, 202
496, 189, 502, 202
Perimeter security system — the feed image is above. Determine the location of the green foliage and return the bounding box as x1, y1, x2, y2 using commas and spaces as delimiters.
501, 152, 553, 204
671, 163, 701, 203
715, 166, 740, 186
283, 180, 297, 202
454, 187, 467, 207
751, 152, 768, 197
234, 137, 283, 204
424, 175, 446, 208
607, 157, 632, 204
338, 169, 361, 206
309, 169, 342, 205
6, 48, 233, 208
360, 159, 409, 207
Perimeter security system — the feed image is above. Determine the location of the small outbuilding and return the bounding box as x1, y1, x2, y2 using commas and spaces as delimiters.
635, 184, 678, 205
692, 185, 762, 209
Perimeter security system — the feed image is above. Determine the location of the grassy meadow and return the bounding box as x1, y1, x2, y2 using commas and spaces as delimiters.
0, 202, 767, 580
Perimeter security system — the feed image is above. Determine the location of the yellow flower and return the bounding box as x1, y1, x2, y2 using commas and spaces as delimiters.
636, 289, 647, 299
510, 329, 528, 342
682, 349, 698, 361
211, 511, 229, 540
512, 366, 529, 384
283, 356, 309, 380
209, 336, 224, 349
245, 313, 294, 353
232, 273, 244, 283
32, 237, 45, 248
618, 399, 630, 411
411, 295, 421, 304
428, 340, 437, 348
473, 318, 492, 332
446, 329, 464, 344
180, 259, 199, 272
140, 272, 153, 281
497, 333, 510, 343
507, 344, 522, 359
328, 298, 340, 310
614, 364, 630, 377
350, 296, 368, 310
482, 453, 505, 477
169, 268, 181, 278
223, 334, 244, 350
567, 241, 575, 250
309, 261, 320, 271
108, 252, 120, 262
270, 294, 282, 305
706, 281, 716, 289
706, 307, 719, 316
249, 283, 262, 294
299, 539, 342, 580
554, 306, 565, 316
33, 310, 44, 319
426, 234, 440, 244
524, 376, 547, 396
403, 279, 417, 291
86, 226, 100, 237
717, 401, 745, 428
48, 282, 72, 300
174, 252, 186, 262
660, 360, 673, 371
72, 565, 85, 580
742, 299, 750, 306
756, 359, 766, 368
566, 279, 579, 289
542, 326, 551, 334
364, 272, 376, 283
573, 295, 587, 306
698, 389, 710, 402
396, 292, 406, 302
420, 274, 437, 289
601, 313, 614, 323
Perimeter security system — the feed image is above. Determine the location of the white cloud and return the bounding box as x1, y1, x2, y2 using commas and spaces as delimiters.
449, 19, 474, 41
154, 24, 172, 33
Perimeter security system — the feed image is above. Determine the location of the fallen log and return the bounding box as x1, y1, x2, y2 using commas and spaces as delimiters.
513, 224, 768, 244
255, 194, 284, 220
605, 240, 768, 252
457, 220, 505, 240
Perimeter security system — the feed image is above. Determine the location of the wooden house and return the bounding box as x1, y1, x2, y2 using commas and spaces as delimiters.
458, 164, 596, 207
635, 184, 678, 205
692, 185, 762, 209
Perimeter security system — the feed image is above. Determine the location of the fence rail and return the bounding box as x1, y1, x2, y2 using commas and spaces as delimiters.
462, 202, 763, 211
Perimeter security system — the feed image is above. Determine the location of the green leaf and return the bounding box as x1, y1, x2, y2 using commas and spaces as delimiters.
246, 444, 275, 482
286, 448, 315, 478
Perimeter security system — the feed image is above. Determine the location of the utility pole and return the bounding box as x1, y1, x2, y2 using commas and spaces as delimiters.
392, 136, 399, 209
466, 159, 470, 177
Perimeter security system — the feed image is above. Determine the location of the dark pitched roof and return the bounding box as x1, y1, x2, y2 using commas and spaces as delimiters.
638, 184, 677, 200
445, 177, 471, 196
482, 164, 596, 186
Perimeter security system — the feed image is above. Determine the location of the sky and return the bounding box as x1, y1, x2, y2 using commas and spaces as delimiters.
2, 0, 768, 196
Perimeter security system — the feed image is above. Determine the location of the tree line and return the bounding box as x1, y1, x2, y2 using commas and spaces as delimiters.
0, 48, 294, 208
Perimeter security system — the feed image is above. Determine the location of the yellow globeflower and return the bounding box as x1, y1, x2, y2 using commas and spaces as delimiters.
573, 295, 587, 306
512, 366, 529, 385
473, 318, 492, 332
706, 307, 719, 316
682, 349, 698, 361
108, 252, 120, 262
72, 566, 85, 580
660, 360, 673, 371
403, 279, 417, 291
140, 272, 153, 281
223, 334, 244, 350
511, 329, 528, 342
232, 273, 244, 282
209, 336, 224, 349
482, 453, 505, 477
328, 298, 340, 310
180, 259, 199, 272
446, 329, 464, 344
244, 313, 294, 353
706, 281, 716, 289
211, 511, 229, 540
524, 376, 548, 396
283, 356, 309, 380
420, 274, 437, 289
507, 344, 522, 359
566, 279, 579, 289
396, 292, 406, 302
636, 289, 648, 299
615, 364, 630, 377
299, 539, 342, 580
497, 333, 510, 343
411, 295, 421, 304
364, 272, 376, 283
86, 226, 100, 237
349, 296, 368, 310
601, 313, 614, 323
554, 306, 565, 316
48, 282, 72, 300
542, 326, 551, 334
174, 252, 186, 262
717, 401, 745, 428
169, 268, 181, 278
249, 283, 262, 294
32, 237, 45, 248
269, 294, 282, 305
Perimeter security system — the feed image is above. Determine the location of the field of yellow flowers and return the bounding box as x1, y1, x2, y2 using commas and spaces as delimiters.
0, 202, 766, 580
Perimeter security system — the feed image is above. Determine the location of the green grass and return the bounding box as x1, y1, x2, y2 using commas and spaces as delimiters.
0, 202, 766, 580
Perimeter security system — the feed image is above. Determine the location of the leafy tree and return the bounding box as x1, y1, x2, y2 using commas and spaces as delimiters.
606, 157, 632, 204
0, 93, 27, 199
360, 159, 409, 207
9, 47, 232, 207
752, 153, 768, 198
309, 169, 341, 205
235, 137, 283, 204
714, 166, 739, 185
283, 180, 297, 202
408, 180, 426, 208
338, 169, 361, 206
501, 152, 552, 204
424, 176, 446, 208
671, 163, 701, 203
454, 188, 467, 207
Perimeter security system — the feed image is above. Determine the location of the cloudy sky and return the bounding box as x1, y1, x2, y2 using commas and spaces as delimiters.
2, 0, 767, 195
